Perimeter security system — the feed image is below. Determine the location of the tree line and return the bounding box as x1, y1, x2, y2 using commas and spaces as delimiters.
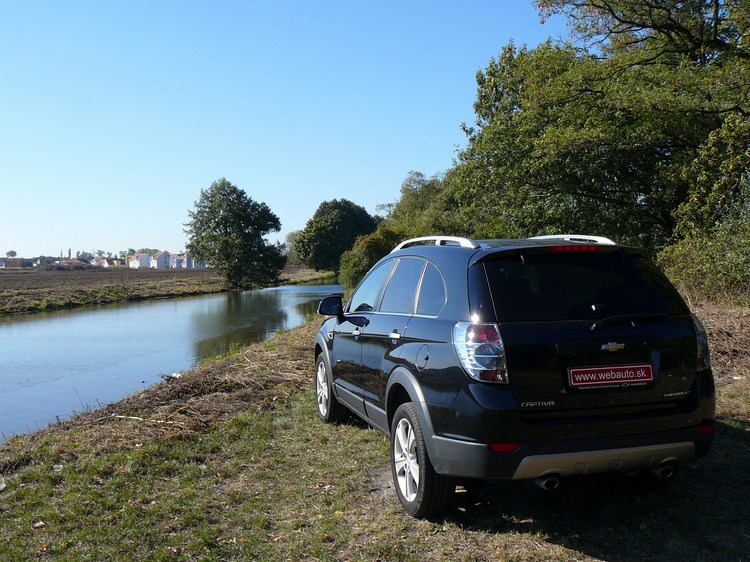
345, 0, 750, 299
188, 1, 749, 300
184, 178, 379, 289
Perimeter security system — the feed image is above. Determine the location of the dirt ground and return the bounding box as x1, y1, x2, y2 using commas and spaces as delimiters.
0, 264, 333, 314
0, 267, 216, 288
0, 264, 326, 289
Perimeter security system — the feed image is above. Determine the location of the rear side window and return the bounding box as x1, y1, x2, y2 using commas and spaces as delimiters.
482, 252, 688, 322
416, 263, 446, 316
380, 258, 425, 314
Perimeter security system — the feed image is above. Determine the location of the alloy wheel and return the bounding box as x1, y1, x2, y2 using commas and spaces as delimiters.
393, 417, 420, 502
316, 360, 329, 417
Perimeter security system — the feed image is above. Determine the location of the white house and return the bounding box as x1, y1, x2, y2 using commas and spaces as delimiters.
91, 256, 120, 268
170, 253, 205, 268
128, 253, 151, 269
150, 251, 170, 269
169, 254, 186, 268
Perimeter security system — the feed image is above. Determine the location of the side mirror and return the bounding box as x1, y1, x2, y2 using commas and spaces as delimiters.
317, 295, 343, 317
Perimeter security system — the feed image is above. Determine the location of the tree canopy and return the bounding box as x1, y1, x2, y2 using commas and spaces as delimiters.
277, 1, 749, 299
295, 199, 377, 272
185, 178, 285, 289
339, 0, 749, 301
377, 171, 460, 238
283, 230, 303, 265
394, 0, 744, 251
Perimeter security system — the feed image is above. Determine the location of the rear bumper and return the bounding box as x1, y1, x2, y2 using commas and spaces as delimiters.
511, 441, 694, 479
428, 427, 713, 481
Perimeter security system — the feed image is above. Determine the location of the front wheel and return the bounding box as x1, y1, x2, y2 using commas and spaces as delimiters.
315, 353, 345, 423
390, 403, 454, 518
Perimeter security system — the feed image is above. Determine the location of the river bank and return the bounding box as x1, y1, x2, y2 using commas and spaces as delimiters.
0, 302, 748, 560
0, 264, 334, 315
0, 282, 342, 441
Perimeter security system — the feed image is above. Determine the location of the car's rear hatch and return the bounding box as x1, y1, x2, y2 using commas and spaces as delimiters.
472, 245, 699, 430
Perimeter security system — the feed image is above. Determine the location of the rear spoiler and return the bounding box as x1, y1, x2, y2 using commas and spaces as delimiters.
529, 234, 617, 245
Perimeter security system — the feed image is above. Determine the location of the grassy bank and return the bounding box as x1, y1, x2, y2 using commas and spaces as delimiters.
0, 265, 335, 315
0, 303, 748, 561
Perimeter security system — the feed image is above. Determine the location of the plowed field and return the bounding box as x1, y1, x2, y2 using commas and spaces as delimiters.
0, 265, 329, 314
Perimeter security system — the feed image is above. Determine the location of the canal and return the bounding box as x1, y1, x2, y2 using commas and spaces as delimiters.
0, 283, 341, 441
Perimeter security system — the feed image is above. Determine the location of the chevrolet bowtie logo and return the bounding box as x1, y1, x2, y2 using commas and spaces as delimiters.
601, 342, 626, 352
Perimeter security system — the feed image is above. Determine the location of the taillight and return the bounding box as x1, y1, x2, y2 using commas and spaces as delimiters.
698, 419, 715, 436
488, 442, 519, 453
692, 315, 712, 372
453, 322, 509, 383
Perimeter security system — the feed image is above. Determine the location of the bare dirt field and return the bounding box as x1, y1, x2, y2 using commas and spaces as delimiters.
0, 264, 332, 314
0, 266, 221, 290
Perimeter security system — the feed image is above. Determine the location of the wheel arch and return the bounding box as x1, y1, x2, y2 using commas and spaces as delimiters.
314, 330, 331, 369
386, 367, 436, 450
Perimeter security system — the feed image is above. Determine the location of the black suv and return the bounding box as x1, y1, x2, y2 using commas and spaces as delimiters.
314, 235, 715, 517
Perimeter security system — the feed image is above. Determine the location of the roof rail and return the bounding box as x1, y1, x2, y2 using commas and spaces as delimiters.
530, 234, 617, 245
392, 236, 480, 252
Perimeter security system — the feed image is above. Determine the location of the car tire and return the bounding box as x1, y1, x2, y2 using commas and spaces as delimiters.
315, 353, 345, 423
390, 403, 454, 518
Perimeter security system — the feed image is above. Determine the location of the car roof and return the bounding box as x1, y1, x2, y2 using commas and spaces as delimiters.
387, 235, 646, 269
391, 234, 617, 252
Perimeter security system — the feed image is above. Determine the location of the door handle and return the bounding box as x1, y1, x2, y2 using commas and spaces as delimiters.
389, 330, 401, 340
353, 328, 361, 339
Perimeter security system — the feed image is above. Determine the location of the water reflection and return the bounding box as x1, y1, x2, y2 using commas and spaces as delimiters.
0, 283, 341, 441
191, 290, 289, 361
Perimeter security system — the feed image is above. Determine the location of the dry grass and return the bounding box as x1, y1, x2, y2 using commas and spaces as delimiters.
0, 303, 748, 561
694, 303, 750, 423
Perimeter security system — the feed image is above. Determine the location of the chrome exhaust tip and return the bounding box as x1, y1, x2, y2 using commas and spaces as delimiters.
649, 464, 676, 480
535, 475, 561, 491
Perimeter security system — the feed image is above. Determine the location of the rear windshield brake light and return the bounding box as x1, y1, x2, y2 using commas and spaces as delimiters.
548, 245, 600, 253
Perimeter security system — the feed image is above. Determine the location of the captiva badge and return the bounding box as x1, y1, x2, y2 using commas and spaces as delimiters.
601, 342, 625, 352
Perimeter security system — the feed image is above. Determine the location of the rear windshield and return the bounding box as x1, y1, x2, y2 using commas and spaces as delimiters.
480, 251, 688, 322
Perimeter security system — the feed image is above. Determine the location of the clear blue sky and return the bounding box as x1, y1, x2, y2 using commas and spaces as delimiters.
0, 1, 567, 258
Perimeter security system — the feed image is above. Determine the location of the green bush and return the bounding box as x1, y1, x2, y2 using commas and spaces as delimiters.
658, 220, 750, 305
338, 226, 405, 291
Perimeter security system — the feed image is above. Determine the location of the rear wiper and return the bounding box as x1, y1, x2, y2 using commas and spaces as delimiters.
590, 313, 667, 331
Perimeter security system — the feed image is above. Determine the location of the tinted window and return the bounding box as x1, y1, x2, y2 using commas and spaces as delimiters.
416, 263, 446, 316
380, 258, 425, 314
482, 252, 688, 322
348, 260, 394, 313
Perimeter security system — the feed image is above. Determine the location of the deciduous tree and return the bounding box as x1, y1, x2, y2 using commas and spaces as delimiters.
432, 1, 750, 249
284, 230, 303, 265
295, 199, 376, 272
379, 172, 462, 238
338, 226, 405, 290
185, 178, 286, 289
